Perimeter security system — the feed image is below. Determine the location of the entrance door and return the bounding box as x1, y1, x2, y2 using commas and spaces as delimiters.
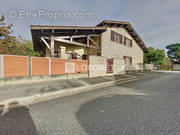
107, 59, 113, 73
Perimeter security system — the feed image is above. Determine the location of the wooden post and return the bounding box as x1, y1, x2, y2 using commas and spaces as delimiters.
50, 36, 54, 58
70, 36, 73, 42
87, 35, 90, 47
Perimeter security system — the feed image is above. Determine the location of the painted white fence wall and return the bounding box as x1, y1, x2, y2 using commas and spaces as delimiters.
113, 58, 125, 74
88, 55, 107, 77
145, 64, 154, 71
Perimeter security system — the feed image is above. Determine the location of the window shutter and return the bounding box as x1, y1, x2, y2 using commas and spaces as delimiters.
124, 37, 126, 45
123, 56, 126, 64
130, 40, 132, 47
130, 57, 132, 64
111, 30, 114, 41
118, 34, 120, 44
120, 35, 123, 44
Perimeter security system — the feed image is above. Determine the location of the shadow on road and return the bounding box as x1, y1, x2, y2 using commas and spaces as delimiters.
75, 94, 148, 135
0, 102, 38, 135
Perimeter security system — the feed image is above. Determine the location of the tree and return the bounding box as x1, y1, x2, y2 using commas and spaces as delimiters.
0, 15, 25, 55
166, 43, 180, 63
144, 47, 166, 65
0, 15, 39, 56
21, 40, 40, 56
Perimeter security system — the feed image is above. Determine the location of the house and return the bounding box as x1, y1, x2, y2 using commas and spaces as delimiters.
31, 20, 148, 73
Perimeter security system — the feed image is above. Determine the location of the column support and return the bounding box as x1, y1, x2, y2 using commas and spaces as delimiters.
51, 36, 55, 58
28, 56, 32, 77
0, 55, 4, 78
49, 57, 51, 75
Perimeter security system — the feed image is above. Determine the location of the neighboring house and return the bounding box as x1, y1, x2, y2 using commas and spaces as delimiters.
31, 20, 148, 71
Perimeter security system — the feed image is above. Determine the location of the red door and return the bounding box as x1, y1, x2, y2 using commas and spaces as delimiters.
107, 59, 113, 73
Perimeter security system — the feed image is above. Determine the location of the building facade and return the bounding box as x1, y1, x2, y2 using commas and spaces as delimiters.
31, 20, 148, 72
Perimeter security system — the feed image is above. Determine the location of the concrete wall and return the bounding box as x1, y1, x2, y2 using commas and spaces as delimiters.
70, 59, 88, 74
145, 64, 154, 71
125, 63, 144, 71
173, 64, 180, 71
89, 56, 126, 77
113, 58, 125, 74
101, 27, 144, 65
89, 55, 107, 77
0, 54, 88, 79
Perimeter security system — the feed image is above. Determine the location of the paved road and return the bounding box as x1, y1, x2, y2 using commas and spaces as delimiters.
0, 73, 180, 135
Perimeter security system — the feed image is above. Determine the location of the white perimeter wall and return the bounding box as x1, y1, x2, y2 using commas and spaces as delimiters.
113, 58, 125, 74
89, 55, 107, 77
89, 55, 125, 77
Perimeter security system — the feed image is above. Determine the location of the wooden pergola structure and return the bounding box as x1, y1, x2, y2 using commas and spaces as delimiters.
31, 25, 106, 57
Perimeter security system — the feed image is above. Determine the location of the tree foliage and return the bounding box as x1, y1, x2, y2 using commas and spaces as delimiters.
144, 47, 166, 65
21, 40, 40, 56
0, 15, 39, 56
166, 43, 180, 63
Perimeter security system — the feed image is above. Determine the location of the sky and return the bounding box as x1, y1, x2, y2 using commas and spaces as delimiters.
0, 0, 180, 50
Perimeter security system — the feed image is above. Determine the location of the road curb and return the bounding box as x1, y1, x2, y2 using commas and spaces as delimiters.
0, 74, 154, 108
154, 70, 180, 73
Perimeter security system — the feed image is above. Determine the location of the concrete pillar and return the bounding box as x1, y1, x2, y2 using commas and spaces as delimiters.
0, 55, 4, 78
60, 46, 66, 59
49, 57, 51, 75
28, 56, 32, 77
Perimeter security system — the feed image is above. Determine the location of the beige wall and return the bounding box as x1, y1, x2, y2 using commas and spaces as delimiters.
113, 58, 125, 74
101, 27, 144, 65
89, 56, 126, 77
89, 55, 107, 77
145, 64, 154, 71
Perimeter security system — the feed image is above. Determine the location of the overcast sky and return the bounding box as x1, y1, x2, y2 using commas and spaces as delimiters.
0, 0, 180, 50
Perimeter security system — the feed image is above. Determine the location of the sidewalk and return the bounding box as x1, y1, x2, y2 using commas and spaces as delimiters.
0, 72, 162, 105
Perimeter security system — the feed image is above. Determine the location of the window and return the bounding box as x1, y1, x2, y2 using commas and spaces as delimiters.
82, 55, 87, 60
111, 30, 115, 41
114, 33, 118, 42
123, 56, 132, 65
126, 39, 131, 47
119, 34, 123, 44
72, 53, 77, 59
111, 30, 123, 44
124, 37, 132, 47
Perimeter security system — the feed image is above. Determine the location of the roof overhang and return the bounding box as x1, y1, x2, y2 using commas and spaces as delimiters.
97, 20, 148, 53
31, 25, 107, 30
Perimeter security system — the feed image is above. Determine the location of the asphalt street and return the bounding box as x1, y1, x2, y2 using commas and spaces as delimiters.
0, 73, 180, 135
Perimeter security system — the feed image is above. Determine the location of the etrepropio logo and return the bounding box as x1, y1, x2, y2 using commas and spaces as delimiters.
8, 10, 94, 20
